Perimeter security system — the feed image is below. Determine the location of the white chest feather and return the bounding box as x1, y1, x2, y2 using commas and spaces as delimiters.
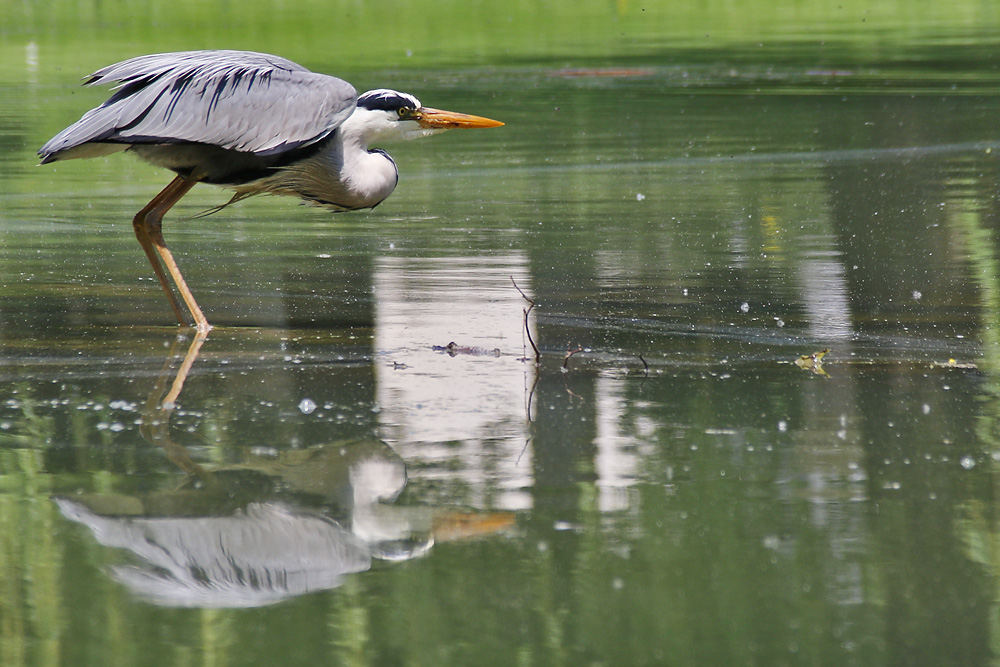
260, 134, 399, 210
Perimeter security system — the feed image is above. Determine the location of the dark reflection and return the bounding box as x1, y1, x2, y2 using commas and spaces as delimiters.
56, 335, 513, 608
821, 96, 983, 341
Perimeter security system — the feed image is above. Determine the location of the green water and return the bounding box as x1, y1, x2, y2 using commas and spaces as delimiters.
4, 2, 1000, 665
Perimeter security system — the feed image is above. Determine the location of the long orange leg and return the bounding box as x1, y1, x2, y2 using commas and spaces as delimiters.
132, 176, 212, 332
133, 183, 187, 326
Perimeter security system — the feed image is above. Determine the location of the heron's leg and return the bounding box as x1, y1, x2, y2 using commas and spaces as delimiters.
133, 185, 187, 326
148, 220, 211, 333
133, 176, 212, 332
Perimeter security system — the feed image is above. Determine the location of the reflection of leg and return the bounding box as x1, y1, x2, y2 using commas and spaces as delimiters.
133, 176, 212, 332
142, 334, 212, 481
163, 333, 206, 407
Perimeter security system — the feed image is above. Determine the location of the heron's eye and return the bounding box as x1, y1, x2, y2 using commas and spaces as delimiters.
397, 107, 411, 118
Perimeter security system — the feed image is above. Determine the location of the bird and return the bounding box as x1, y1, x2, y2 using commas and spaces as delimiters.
38, 50, 504, 333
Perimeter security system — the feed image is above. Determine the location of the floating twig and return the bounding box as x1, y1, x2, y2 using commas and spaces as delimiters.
511, 276, 540, 364
563, 381, 584, 401
516, 436, 532, 466
562, 344, 583, 371
524, 368, 539, 423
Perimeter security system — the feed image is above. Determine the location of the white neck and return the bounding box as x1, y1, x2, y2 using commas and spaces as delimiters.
264, 111, 398, 210
335, 119, 399, 208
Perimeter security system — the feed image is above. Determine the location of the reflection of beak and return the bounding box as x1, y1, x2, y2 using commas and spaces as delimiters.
416, 107, 505, 129
431, 511, 516, 542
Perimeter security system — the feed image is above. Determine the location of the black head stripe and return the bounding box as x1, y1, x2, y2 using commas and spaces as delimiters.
357, 89, 421, 112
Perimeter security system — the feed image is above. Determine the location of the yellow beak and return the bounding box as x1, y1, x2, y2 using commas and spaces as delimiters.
415, 107, 505, 129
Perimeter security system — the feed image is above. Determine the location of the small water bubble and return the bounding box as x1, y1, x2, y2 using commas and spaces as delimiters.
777, 420, 787, 432
912, 290, 922, 300
298, 398, 317, 414
960, 456, 975, 470
636, 193, 645, 201
740, 301, 750, 313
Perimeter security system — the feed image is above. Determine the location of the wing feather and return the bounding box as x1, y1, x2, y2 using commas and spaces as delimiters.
39, 50, 357, 162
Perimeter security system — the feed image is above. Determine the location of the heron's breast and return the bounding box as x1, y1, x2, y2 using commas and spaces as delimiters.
271, 148, 398, 210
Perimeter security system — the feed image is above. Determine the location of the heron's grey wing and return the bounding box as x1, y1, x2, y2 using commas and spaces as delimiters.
39, 50, 357, 162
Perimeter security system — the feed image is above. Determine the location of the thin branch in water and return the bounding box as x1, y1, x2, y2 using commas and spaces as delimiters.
524, 366, 539, 424
564, 384, 584, 401
562, 344, 583, 371
516, 437, 532, 466
511, 276, 540, 364
510, 275, 534, 307
638, 354, 650, 375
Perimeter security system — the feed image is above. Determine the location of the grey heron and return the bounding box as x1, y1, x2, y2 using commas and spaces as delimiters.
39, 50, 504, 333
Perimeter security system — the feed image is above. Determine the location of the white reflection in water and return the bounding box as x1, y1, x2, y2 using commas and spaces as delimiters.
374, 254, 535, 510
798, 249, 853, 340
594, 375, 659, 512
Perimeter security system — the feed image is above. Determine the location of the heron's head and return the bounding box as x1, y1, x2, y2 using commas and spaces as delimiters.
346, 89, 503, 145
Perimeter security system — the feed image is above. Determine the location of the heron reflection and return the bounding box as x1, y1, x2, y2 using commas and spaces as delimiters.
56, 334, 513, 607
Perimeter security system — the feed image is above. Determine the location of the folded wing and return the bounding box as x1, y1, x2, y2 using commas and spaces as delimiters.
39, 50, 358, 162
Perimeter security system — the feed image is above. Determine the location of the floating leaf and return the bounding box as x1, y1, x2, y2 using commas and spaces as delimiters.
794, 349, 830, 376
